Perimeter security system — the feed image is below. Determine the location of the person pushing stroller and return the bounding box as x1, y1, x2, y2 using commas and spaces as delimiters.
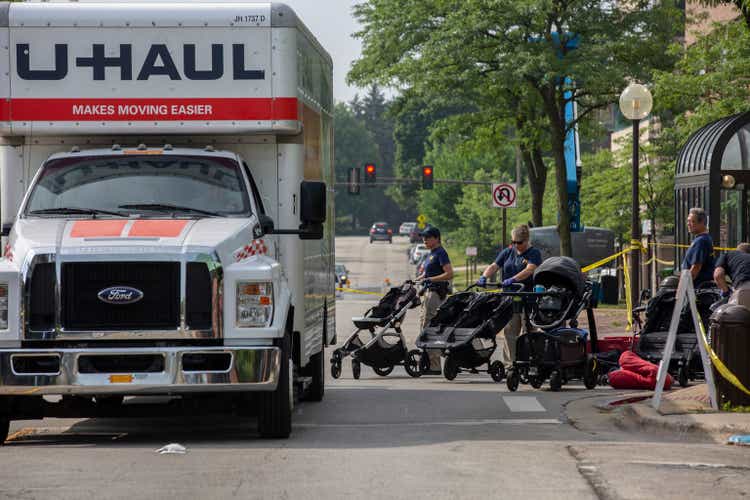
416, 226, 454, 373
476, 225, 542, 367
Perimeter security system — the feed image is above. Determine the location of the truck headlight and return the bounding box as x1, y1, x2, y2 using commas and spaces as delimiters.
0, 284, 7, 329
236, 282, 273, 327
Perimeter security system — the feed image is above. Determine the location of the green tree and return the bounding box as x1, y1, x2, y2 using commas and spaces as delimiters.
349, 0, 680, 256
333, 103, 382, 233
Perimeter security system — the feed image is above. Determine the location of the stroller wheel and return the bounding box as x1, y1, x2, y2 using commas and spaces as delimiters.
352, 360, 361, 380
549, 370, 562, 391
443, 356, 459, 381
405, 350, 423, 378
506, 369, 519, 392
529, 375, 544, 389
489, 361, 505, 382
330, 351, 342, 379
583, 355, 598, 390
678, 365, 689, 388
373, 365, 394, 377
419, 351, 431, 374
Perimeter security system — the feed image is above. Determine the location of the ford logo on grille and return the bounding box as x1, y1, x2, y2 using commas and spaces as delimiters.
97, 286, 144, 305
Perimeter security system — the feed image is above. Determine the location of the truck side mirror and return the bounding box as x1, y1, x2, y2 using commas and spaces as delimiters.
1, 223, 12, 237
298, 181, 326, 240
300, 181, 326, 225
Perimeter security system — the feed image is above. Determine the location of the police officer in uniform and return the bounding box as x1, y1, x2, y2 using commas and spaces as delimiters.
417, 226, 453, 373
714, 242, 750, 306
477, 224, 542, 368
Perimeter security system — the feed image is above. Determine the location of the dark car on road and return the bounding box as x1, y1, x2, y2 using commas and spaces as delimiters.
369, 222, 393, 243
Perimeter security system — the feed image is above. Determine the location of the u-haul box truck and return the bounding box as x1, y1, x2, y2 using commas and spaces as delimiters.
0, 1, 335, 440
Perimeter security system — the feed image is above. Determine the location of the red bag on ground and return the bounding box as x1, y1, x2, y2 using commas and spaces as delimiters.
607, 351, 672, 390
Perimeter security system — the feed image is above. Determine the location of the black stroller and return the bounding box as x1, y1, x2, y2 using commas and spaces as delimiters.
506, 257, 600, 392
634, 276, 721, 387
415, 285, 518, 382
330, 281, 422, 379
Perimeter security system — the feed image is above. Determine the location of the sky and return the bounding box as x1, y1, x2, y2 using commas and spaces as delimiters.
281, 0, 365, 103
86, 0, 367, 104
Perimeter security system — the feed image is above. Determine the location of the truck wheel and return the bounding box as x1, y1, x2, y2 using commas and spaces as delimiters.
258, 333, 292, 439
303, 348, 325, 402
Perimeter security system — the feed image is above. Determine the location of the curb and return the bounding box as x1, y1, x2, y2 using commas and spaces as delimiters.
618, 402, 750, 442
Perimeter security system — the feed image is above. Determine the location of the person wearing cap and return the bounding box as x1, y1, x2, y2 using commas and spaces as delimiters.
714, 242, 750, 306
417, 226, 453, 373
476, 224, 542, 367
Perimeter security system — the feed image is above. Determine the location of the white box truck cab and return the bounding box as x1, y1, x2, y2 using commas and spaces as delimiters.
0, 1, 335, 440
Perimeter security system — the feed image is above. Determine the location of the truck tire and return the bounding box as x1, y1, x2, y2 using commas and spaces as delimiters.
258, 333, 292, 439
303, 349, 325, 402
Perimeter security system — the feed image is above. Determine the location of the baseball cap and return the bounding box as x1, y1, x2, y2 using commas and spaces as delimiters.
420, 226, 440, 239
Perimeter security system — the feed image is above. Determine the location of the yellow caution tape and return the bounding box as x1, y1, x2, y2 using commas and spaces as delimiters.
697, 321, 750, 396
650, 241, 735, 252
335, 287, 383, 296
622, 251, 633, 331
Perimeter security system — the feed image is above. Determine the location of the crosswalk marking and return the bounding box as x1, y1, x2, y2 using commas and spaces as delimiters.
502, 396, 546, 413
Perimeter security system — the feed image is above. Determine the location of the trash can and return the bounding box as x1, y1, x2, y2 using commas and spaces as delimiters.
709, 304, 750, 407
600, 275, 619, 305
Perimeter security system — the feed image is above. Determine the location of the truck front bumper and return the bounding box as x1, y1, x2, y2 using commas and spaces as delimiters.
0, 346, 280, 396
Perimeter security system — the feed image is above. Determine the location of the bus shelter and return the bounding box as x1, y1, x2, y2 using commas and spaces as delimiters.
675, 111, 750, 263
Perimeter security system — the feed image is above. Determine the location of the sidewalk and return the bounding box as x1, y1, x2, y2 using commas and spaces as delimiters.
567, 384, 750, 443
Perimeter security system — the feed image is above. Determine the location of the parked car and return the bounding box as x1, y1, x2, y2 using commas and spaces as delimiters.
370, 222, 393, 243
335, 263, 350, 288
399, 221, 417, 236
408, 226, 422, 243
410, 243, 430, 264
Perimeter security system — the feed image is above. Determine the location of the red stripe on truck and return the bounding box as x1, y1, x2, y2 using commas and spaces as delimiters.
70, 220, 128, 238
0, 97, 298, 121
128, 220, 189, 238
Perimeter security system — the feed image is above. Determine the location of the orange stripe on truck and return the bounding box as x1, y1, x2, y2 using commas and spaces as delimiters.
70, 220, 128, 238
128, 220, 188, 238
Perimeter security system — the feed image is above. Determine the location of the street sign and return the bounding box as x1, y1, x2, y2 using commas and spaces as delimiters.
492, 183, 517, 208
417, 214, 427, 229
465, 246, 478, 257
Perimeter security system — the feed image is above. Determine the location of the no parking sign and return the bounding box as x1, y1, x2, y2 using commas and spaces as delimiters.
492, 183, 517, 208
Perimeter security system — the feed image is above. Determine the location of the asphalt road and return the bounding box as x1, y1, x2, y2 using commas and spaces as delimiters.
1, 236, 748, 500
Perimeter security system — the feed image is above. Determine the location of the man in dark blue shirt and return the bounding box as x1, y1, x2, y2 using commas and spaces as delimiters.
417, 226, 453, 373
476, 225, 542, 368
681, 207, 715, 286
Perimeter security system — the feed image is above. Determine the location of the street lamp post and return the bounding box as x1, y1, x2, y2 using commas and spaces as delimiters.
619, 83, 652, 314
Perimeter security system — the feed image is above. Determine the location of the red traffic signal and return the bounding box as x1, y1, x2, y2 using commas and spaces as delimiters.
364, 163, 376, 185
422, 165, 434, 189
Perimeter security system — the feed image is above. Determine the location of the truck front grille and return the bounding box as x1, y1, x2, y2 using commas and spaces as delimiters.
61, 262, 180, 330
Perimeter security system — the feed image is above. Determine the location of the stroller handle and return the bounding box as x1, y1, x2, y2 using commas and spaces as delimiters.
468, 282, 525, 292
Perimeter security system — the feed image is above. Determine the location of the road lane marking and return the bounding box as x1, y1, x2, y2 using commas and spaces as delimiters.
502, 396, 546, 412
296, 418, 560, 429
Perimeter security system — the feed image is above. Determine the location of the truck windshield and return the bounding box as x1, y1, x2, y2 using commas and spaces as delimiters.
24, 154, 251, 217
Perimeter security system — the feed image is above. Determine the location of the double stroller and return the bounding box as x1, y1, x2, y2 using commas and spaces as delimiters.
330, 281, 423, 379
415, 285, 517, 382
633, 276, 721, 387
506, 257, 600, 392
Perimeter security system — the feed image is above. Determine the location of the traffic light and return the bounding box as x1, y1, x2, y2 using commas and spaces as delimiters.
348, 167, 360, 195
364, 163, 376, 185
422, 165, 434, 189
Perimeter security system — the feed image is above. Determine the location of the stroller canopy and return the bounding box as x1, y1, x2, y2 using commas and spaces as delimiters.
533, 256, 586, 299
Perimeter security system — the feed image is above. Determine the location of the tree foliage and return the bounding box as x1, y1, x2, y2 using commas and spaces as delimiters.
349, 0, 681, 255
